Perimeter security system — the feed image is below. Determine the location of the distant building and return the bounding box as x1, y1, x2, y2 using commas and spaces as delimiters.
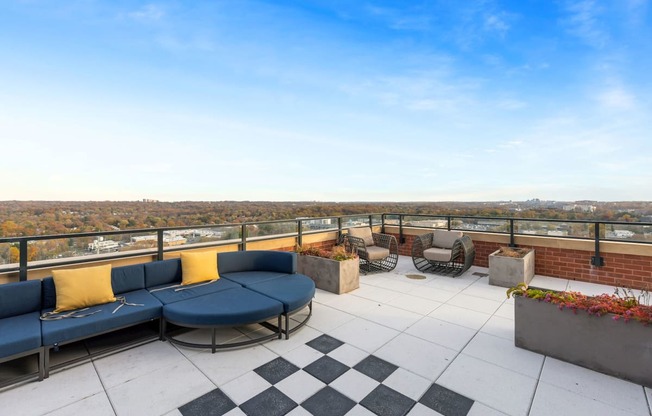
88, 237, 120, 252
607, 230, 635, 238
563, 204, 596, 213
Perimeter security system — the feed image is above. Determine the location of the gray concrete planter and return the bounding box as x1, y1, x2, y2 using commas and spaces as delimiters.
488, 248, 535, 288
515, 295, 652, 387
297, 255, 359, 295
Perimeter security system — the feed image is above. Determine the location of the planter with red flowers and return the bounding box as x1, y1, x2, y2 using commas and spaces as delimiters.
508, 283, 652, 387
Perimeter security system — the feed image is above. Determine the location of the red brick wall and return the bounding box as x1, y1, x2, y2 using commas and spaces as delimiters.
388, 232, 652, 290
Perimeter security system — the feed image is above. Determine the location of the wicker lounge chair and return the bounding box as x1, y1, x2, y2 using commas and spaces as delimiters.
346, 227, 398, 274
411, 230, 475, 277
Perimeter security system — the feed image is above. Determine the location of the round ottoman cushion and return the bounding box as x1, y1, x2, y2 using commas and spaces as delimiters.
246, 274, 315, 313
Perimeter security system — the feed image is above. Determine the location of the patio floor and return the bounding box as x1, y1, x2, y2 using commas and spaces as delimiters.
1, 256, 650, 416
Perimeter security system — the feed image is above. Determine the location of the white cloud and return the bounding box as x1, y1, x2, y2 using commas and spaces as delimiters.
562, 0, 608, 48
127, 4, 165, 22
596, 86, 636, 111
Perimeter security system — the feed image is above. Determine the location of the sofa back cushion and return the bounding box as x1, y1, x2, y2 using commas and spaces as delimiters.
218, 251, 296, 275
348, 227, 374, 246
432, 230, 463, 249
0, 280, 42, 318
144, 259, 182, 288
111, 264, 146, 294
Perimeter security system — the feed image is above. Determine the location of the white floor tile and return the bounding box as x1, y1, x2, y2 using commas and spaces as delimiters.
223, 408, 247, 416
313, 288, 341, 305
447, 293, 502, 315
429, 304, 491, 330
162, 409, 183, 416
461, 332, 544, 378
385, 293, 443, 315
530, 275, 569, 292
220, 371, 271, 405
281, 344, 324, 368
437, 354, 537, 416
463, 280, 511, 302
359, 303, 423, 331
325, 294, 380, 316
0, 363, 104, 416
363, 275, 423, 294
330, 369, 379, 402
353, 284, 401, 303
347, 404, 379, 415
44, 392, 115, 416
286, 406, 312, 415
407, 403, 444, 415
327, 343, 369, 367
493, 302, 514, 320
530, 382, 638, 416
302, 302, 355, 333
275, 370, 325, 404
539, 358, 650, 416
467, 402, 509, 416
565, 280, 617, 296
646, 388, 651, 414
263, 326, 323, 356
328, 318, 400, 353
94, 341, 185, 389
375, 333, 457, 381
186, 344, 277, 386
106, 359, 214, 416
408, 285, 458, 303
383, 368, 432, 400
405, 317, 477, 351
479, 315, 514, 341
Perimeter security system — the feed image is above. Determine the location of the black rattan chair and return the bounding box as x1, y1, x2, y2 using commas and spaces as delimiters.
346, 227, 398, 274
411, 230, 475, 277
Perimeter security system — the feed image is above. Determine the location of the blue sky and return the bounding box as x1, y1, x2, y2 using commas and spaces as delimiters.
1, 0, 650, 201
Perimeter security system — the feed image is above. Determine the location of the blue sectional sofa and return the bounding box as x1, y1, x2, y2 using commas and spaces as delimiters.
0, 250, 315, 387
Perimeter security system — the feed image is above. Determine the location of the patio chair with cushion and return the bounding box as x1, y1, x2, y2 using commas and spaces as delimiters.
346, 227, 398, 274
411, 229, 475, 277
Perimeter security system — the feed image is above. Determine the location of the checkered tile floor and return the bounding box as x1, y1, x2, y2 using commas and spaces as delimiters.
177, 334, 474, 416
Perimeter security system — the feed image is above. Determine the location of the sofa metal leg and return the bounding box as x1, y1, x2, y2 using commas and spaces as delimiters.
38, 348, 45, 381
285, 313, 290, 340
160, 319, 166, 341
44, 347, 50, 379
277, 315, 282, 339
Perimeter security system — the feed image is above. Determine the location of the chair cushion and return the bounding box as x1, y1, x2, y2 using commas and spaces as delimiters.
41, 289, 162, 346
432, 230, 463, 249
163, 287, 284, 326
149, 278, 241, 305
364, 246, 390, 261
348, 227, 374, 247
52, 265, 116, 313
180, 251, 219, 285
246, 274, 315, 313
144, 258, 182, 288
111, 264, 146, 294
423, 247, 453, 262
218, 251, 297, 275
221, 271, 291, 287
0, 280, 42, 319
0, 312, 41, 358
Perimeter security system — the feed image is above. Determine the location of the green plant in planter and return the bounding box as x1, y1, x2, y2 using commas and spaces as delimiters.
507, 283, 652, 325
295, 245, 357, 261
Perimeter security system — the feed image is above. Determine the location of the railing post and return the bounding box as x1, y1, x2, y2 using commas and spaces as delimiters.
297, 220, 303, 248
369, 215, 373, 228
447, 216, 451, 231
19, 239, 28, 281
241, 224, 247, 251
591, 222, 605, 266
337, 217, 343, 243
381, 214, 386, 233
157, 229, 164, 261
509, 219, 516, 247
399, 215, 405, 244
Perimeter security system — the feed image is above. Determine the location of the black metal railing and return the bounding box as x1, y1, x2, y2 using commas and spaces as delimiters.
1, 213, 651, 281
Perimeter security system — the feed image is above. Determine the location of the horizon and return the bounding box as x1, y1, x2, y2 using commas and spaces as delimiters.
2, 1, 651, 202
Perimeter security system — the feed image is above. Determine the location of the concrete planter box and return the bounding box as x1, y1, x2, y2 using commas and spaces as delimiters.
297, 255, 359, 295
515, 295, 652, 387
488, 248, 535, 288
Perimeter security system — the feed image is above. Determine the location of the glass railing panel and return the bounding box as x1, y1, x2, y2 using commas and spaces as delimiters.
514, 220, 592, 238
403, 215, 448, 229
603, 224, 652, 243
0, 242, 15, 265
342, 216, 371, 228
249, 221, 297, 238
382, 214, 401, 226
300, 217, 338, 233
455, 218, 510, 233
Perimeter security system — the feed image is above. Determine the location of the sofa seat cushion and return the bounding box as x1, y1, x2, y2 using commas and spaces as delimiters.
163, 287, 284, 327
363, 246, 390, 261
41, 290, 162, 346
220, 271, 290, 287
246, 274, 315, 313
423, 247, 453, 263
0, 312, 42, 359
149, 278, 241, 305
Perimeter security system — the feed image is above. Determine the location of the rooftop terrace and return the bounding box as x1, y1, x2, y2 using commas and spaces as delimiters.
1, 256, 650, 416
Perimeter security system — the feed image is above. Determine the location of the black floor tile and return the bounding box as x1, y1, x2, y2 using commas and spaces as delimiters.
303, 355, 350, 384
360, 384, 416, 416
353, 355, 398, 382
179, 388, 236, 416
306, 334, 345, 354
254, 357, 300, 384
239, 387, 297, 416
419, 383, 474, 416
301, 386, 356, 416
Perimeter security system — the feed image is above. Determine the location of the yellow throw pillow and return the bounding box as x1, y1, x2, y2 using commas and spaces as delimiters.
180, 251, 219, 285
52, 264, 116, 313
